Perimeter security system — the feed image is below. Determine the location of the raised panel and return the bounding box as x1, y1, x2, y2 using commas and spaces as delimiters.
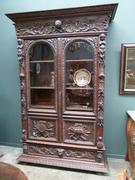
28, 116, 57, 141
27, 143, 96, 162
63, 119, 96, 145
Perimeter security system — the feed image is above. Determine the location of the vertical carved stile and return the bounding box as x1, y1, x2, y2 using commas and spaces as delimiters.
97, 33, 106, 126
17, 38, 27, 121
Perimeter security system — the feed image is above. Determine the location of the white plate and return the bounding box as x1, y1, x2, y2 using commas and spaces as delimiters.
73, 69, 91, 87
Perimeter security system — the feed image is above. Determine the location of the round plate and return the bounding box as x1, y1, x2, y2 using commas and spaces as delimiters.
73, 68, 91, 87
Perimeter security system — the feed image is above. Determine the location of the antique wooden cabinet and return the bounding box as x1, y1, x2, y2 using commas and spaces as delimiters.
6, 3, 118, 173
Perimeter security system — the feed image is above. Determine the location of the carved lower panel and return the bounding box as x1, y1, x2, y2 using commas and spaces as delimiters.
27, 144, 97, 162
28, 117, 57, 141
63, 121, 96, 145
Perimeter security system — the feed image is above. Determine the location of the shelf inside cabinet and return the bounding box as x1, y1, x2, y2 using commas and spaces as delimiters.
31, 104, 54, 109
66, 87, 93, 90
30, 86, 54, 89
66, 104, 93, 111
30, 60, 54, 63
66, 59, 94, 62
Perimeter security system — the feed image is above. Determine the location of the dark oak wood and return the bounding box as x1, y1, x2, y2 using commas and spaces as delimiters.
6, 3, 117, 22
6, 3, 118, 173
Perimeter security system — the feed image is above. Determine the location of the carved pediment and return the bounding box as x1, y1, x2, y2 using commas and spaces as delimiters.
15, 15, 110, 36
6, 3, 118, 37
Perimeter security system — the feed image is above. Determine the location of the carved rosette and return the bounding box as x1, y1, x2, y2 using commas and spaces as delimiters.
30, 120, 55, 139
67, 123, 91, 141
28, 144, 96, 161
64, 121, 95, 145
16, 15, 110, 37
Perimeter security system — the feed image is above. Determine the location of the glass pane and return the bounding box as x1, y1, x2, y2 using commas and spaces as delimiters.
30, 63, 54, 87
65, 40, 94, 111
31, 89, 54, 108
30, 42, 54, 61
66, 40, 94, 60
29, 42, 55, 108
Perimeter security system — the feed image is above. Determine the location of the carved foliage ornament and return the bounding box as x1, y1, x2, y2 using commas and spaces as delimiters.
31, 120, 55, 139
28, 145, 96, 160
17, 38, 27, 119
67, 123, 91, 141
16, 15, 110, 36
97, 33, 106, 126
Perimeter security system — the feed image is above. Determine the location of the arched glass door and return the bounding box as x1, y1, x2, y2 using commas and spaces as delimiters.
65, 40, 94, 112
29, 42, 56, 109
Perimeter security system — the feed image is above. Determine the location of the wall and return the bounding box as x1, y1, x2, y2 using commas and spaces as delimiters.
0, 0, 135, 158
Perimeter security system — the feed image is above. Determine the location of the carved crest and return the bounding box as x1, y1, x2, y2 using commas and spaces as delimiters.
16, 15, 110, 37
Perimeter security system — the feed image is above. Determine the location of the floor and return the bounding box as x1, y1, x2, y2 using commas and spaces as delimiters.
0, 145, 131, 180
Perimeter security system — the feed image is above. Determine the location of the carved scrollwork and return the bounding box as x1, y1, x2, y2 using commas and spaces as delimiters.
28, 144, 96, 161
46, 38, 57, 50
16, 15, 110, 37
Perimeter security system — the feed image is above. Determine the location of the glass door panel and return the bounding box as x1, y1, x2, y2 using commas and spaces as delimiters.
30, 63, 54, 87
29, 42, 55, 109
65, 40, 94, 111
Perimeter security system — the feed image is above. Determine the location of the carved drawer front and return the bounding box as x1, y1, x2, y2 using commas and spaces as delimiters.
27, 143, 97, 162
63, 119, 96, 145
28, 116, 57, 141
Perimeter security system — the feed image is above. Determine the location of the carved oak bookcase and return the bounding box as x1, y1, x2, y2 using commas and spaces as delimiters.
6, 3, 118, 173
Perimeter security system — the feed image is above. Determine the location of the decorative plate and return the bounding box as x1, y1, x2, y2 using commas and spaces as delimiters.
73, 68, 91, 87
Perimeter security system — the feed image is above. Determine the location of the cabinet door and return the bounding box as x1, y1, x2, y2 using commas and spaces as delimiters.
60, 37, 98, 116
26, 39, 58, 112
60, 37, 98, 146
